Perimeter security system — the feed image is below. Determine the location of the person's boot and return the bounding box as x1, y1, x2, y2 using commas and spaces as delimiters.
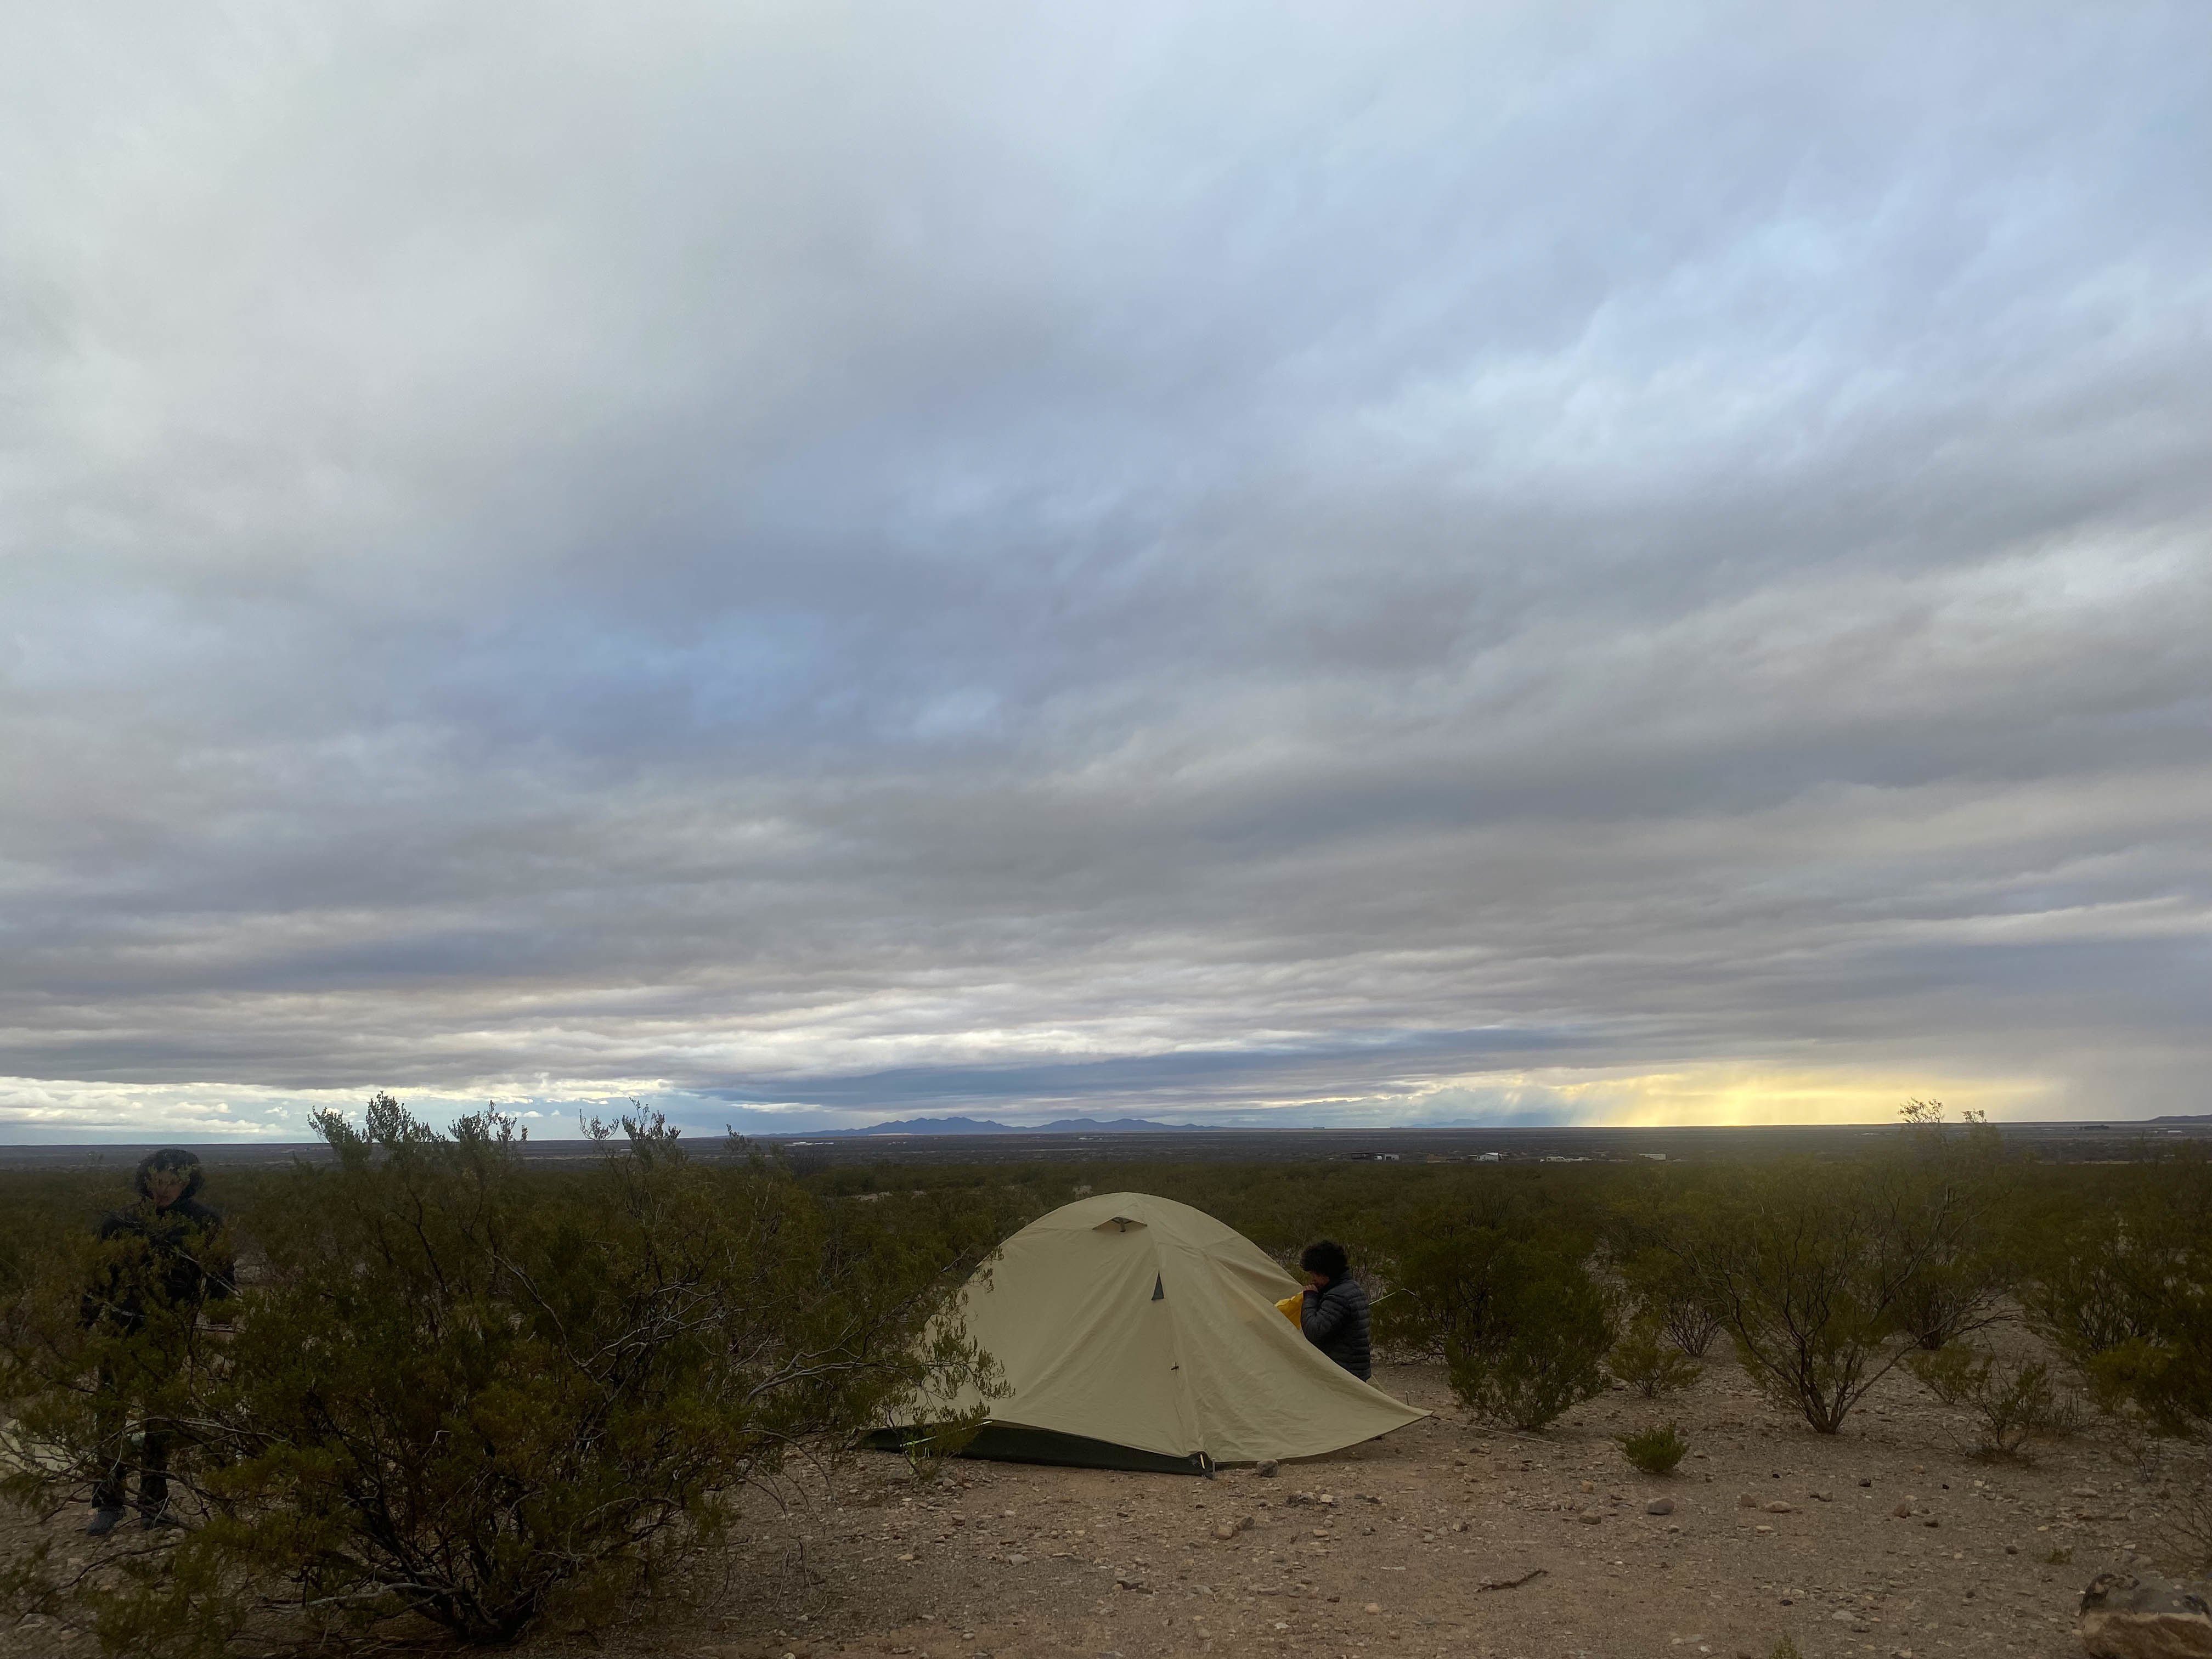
85, 1505, 127, 1537
140, 1500, 183, 1531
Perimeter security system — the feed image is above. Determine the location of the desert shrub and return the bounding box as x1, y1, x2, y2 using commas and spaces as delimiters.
1620, 1421, 1688, 1476
1386, 1226, 1614, 1430
2162, 1460, 2212, 1571
2087, 1328, 2212, 1440
1905, 1345, 2081, 1460
1676, 1154, 1982, 1435
1893, 1260, 2009, 1353
1608, 1318, 1702, 1398
1887, 1105, 2014, 1350
0, 1098, 996, 1656
1621, 1246, 1727, 1358
2021, 1214, 2175, 1366
1446, 1256, 1615, 1430
2019, 1155, 2212, 1440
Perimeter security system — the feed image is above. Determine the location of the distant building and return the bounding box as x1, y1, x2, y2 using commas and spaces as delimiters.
1639, 1152, 1667, 1161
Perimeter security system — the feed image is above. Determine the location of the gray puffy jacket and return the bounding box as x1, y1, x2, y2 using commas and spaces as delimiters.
1300, 1274, 1372, 1380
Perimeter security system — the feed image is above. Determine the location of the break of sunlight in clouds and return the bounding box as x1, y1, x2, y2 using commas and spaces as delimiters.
2, 2, 2209, 1136
1507, 1066, 2050, 1129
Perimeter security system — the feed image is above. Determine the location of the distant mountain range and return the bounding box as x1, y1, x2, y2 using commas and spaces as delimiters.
804, 1115, 1201, 1137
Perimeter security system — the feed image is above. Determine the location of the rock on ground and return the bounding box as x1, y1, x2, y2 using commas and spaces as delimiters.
2079, 1572, 2212, 1659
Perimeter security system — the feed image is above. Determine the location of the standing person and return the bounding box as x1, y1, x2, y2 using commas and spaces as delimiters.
81, 1148, 234, 1536
1297, 1239, 1372, 1381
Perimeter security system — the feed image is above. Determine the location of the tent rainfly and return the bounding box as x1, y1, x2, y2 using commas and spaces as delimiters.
879, 1192, 1426, 1474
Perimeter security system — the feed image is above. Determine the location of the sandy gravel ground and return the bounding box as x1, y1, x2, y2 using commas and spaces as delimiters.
6, 1351, 2188, 1658
583, 1349, 2180, 1659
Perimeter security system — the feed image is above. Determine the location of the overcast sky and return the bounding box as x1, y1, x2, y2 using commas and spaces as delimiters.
3, 3, 2208, 1139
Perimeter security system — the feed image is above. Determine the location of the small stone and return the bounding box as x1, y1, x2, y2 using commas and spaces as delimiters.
1859, 1477, 1874, 1488
2005, 1545, 2018, 1555
1892, 1502, 1914, 1519
1739, 1493, 1761, 1509
1364, 1602, 1383, 1614
1809, 1491, 1833, 1502
1647, 1498, 1676, 1516
1922, 1517, 1940, 1528
1578, 1509, 1604, 1525
2078, 1571, 2212, 1659
1255, 1459, 1279, 1478
1756, 1524, 1774, 1534
1764, 1502, 1794, 1515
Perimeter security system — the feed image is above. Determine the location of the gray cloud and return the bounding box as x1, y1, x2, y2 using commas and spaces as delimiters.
3, 2, 2209, 1133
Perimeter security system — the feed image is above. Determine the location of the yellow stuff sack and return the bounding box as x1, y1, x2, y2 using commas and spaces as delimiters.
1275, 1293, 1304, 1327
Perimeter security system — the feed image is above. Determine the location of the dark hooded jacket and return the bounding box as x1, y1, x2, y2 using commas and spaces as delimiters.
1300, 1273, 1373, 1380
82, 1197, 235, 1335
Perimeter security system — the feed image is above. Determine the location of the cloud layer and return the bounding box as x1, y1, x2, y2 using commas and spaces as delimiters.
4, 3, 2209, 1135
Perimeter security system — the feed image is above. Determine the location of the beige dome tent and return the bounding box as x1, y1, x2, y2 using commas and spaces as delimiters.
883, 1192, 1425, 1474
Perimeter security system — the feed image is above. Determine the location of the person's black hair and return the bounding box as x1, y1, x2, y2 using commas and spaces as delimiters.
133, 1147, 204, 1202
1300, 1239, 1349, 1281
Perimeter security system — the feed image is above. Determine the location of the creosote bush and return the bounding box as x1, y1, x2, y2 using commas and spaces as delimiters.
1608, 1318, 1703, 1399
2021, 1154, 2212, 1442
1620, 1247, 1726, 1358
1905, 1345, 2080, 1460
1620, 1421, 1688, 1476
0, 1097, 997, 1656
1383, 1220, 1615, 1430
1887, 1105, 2014, 1351
2161, 1460, 2212, 1573
1661, 1120, 2006, 1435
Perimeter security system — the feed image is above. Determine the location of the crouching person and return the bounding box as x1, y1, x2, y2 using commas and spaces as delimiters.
81, 1148, 235, 1536
1297, 1239, 1372, 1380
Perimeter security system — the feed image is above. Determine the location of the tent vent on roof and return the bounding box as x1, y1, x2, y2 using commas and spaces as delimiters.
875, 1192, 1425, 1474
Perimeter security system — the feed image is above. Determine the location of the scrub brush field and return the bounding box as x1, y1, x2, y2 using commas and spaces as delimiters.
1, 1108, 2208, 1658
